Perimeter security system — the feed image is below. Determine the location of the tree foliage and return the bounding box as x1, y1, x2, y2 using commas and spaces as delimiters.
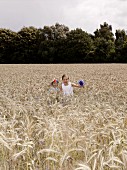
0, 22, 127, 63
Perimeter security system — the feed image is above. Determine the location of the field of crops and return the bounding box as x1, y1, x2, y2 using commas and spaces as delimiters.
0, 64, 127, 170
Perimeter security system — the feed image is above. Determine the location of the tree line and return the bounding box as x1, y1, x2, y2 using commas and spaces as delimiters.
0, 22, 127, 63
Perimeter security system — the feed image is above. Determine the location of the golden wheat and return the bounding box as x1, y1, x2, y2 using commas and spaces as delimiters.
0, 64, 127, 170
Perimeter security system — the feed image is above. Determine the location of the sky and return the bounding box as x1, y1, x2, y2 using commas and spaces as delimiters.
0, 0, 127, 34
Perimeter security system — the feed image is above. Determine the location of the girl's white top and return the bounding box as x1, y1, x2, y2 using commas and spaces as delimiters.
62, 82, 73, 96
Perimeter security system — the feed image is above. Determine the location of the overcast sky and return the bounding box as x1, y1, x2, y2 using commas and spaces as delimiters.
0, 0, 127, 33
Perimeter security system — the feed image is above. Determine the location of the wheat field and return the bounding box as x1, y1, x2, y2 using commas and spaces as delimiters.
0, 64, 127, 170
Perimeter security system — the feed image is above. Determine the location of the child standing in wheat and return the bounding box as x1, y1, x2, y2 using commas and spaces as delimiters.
49, 79, 60, 94
48, 78, 60, 105
60, 74, 84, 96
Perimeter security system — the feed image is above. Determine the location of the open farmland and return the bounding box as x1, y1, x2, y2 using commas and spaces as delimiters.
0, 64, 127, 170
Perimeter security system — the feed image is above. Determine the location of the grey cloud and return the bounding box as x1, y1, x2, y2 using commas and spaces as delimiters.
118, 0, 127, 1
0, 0, 127, 33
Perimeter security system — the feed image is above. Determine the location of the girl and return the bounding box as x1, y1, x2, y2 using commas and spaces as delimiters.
49, 79, 60, 94
61, 74, 83, 96
48, 79, 60, 105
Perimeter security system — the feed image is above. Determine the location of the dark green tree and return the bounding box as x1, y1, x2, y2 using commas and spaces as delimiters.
94, 22, 115, 62
16, 26, 38, 63
115, 29, 127, 62
121, 40, 127, 62
57, 28, 94, 63
94, 22, 114, 41
37, 23, 69, 63
0, 28, 17, 63
1, 22, 127, 63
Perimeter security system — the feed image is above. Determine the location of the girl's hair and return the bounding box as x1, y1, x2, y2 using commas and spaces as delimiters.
51, 79, 59, 85
62, 74, 69, 80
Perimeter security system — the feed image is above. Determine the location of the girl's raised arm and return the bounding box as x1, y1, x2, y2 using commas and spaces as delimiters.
72, 83, 84, 88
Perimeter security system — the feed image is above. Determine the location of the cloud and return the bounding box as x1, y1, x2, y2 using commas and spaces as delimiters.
0, 0, 127, 33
